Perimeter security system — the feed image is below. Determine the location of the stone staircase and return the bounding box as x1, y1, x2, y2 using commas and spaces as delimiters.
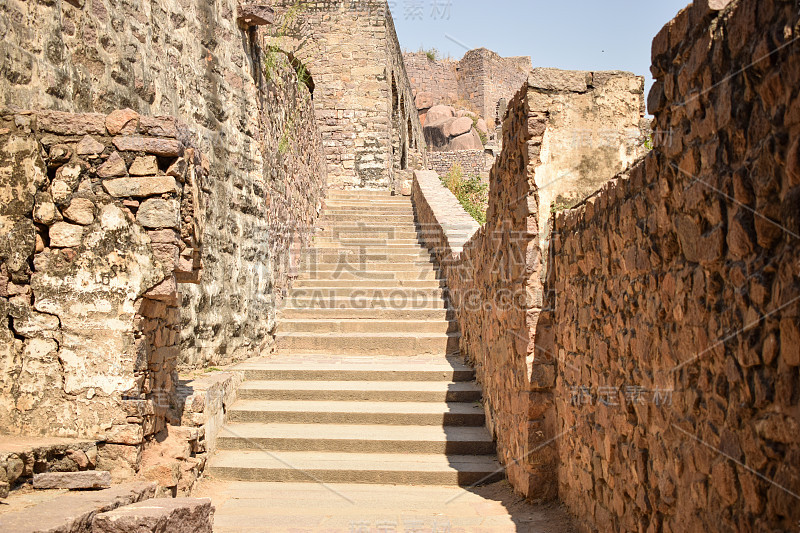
207, 189, 501, 486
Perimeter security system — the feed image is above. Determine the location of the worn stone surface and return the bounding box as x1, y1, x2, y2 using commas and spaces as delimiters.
237, 4, 275, 27
128, 156, 159, 177
91, 497, 214, 533
0, 481, 156, 532
33, 470, 112, 489
104, 177, 179, 199
63, 198, 96, 226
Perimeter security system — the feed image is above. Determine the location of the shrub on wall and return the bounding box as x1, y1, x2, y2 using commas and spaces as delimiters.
441, 162, 488, 224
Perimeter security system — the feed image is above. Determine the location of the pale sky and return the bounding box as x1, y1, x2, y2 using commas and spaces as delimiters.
392, 0, 691, 95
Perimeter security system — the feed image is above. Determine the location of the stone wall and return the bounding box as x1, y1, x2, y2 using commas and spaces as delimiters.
0, 109, 201, 472
0, 0, 327, 372
456, 48, 531, 128
542, 1, 800, 530
427, 149, 486, 177
404, 52, 460, 106
414, 66, 650, 500
527, 68, 648, 248
269, 0, 425, 189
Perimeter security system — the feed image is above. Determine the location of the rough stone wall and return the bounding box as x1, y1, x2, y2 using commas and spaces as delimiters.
456, 48, 531, 127
0, 109, 201, 467
269, 0, 424, 189
427, 149, 486, 177
403, 52, 460, 105
414, 67, 652, 500
0, 0, 326, 371
541, 1, 800, 531
528, 68, 648, 248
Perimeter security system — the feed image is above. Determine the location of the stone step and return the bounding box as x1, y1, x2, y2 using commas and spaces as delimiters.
323, 214, 416, 224
302, 262, 438, 272
277, 318, 458, 334
312, 238, 425, 246
207, 450, 502, 486
278, 307, 454, 321
315, 230, 422, 240
301, 253, 434, 265
227, 400, 485, 426
309, 245, 432, 254
296, 270, 442, 281
327, 189, 394, 198
322, 206, 415, 215
275, 332, 460, 356
234, 357, 475, 382
291, 279, 444, 288
283, 294, 449, 308
216, 423, 493, 453
286, 286, 445, 297
236, 380, 483, 402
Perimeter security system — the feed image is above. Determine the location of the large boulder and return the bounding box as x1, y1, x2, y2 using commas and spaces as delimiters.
415, 92, 434, 111
449, 130, 484, 151
425, 105, 455, 125
444, 117, 474, 138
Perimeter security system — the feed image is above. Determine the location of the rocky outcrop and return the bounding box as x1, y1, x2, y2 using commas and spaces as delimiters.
423, 105, 485, 152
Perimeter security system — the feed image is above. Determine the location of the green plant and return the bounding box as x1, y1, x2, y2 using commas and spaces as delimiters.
644, 135, 654, 150
420, 47, 439, 62
550, 195, 579, 214
470, 116, 488, 145
440, 162, 488, 224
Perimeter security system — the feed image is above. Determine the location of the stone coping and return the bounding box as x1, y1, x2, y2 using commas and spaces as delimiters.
412, 170, 480, 254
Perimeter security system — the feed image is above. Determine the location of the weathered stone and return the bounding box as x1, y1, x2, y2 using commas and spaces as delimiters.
426, 105, 455, 125
415, 92, 434, 110
37, 111, 107, 135
129, 155, 159, 176
97, 151, 129, 178
449, 130, 484, 150
780, 318, 800, 366
528, 68, 590, 93
445, 117, 474, 138
137, 117, 179, 138
237, 4, 275, 27
33, 193, 58, 224
103, 177, 179, 198
76, 135, 106, 156
166, 157, 187, 180
106, 109, 140, 136
48, 144, 73, 166
49, 222, 85, 247
63, 197, 96, 225
105, 424, 144, 445
0, 481, 9, 499
91, 497, 214, 533
33, 470, 112, 490
113, 136, 183, 157
136, 199, 180, 229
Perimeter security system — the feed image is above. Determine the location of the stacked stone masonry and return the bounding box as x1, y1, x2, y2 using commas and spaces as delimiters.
405, 48, 532, 129
268, 0, 425, 189
427, 149, 487, 177
536, 1, 800, 531
0, 0, 327, 372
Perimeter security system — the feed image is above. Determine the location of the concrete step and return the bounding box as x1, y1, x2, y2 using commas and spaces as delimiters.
277, 318, 458, 334
327, 190, 394, 198
302, 262, 438, 272
302, 251, 432, 262
278, 307, 454, 321
315, 230, 422, 240
309, 245, 432, 254
311, 238, 425, 246
296, 270, 441, 281
275, 332, 460, 356
233, 358, 475, 382
283, 297, 449, 310
207, 450, 503, 486
216, 423, 493, 453
236, 381, 482, 402
227, 400, 485, 426
322, 206, 415, 215
285, 287, 445, 298
323, 214, 416, 224
291, 279, 442, 289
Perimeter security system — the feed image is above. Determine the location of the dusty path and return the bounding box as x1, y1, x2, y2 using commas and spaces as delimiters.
194, 479, 577, 532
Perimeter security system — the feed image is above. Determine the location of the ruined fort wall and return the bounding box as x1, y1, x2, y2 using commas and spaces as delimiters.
426, 149, 486, 177
0, 0, 326, 371
456, 48, 531, 127
270, 0, 424, 189
543, 1, 800, 530
403, 52, 460, 105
